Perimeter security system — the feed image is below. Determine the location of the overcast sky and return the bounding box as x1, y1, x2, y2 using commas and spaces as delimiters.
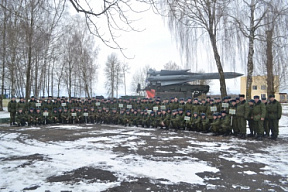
84, 5, 242, 97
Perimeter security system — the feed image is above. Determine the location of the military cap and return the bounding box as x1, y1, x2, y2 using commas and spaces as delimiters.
58, 107, 63, 110
170, 97, 174, 100
213, 113, 218, 116
227, 96, 231, 99
210, 99, 214, 102
180, 98, 184, 101
178, 108, 183, 111
261, 97, 267, 101
53, 108, 58, 111
36, 108, 41, 111
249, 99, 255, 103
44, 108, 48, 111
186, 110, 191, 113
217, 113, 222, 116
231, 99, 236, 103
269, 94, 275, 98
194, 98, 198, 101
239, 94, 245, 98
31, 96, 34, 98
236, 97, 240, 101
172, 109, 178, 113
20, 97, 24, 99
30, 107, 34, 110
206, 96, 211, 99
221, 110, 226, 114
150, 111, 155, 114
193, 112, 198, 114
253, 95, 260, 99
187, 97, 192, 100
201, 113, 206, 116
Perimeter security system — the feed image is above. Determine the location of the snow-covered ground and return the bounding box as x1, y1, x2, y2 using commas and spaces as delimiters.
0, 104, 287, 191
0, 107, 9, 118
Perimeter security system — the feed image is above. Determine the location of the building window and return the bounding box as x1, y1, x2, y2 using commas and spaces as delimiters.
261, 85, 266, 90
261, 94, 266, 99
252, 85, 257, 90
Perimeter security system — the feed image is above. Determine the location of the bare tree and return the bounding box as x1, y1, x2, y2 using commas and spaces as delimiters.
105, 53, 122, 98
131, 65, 150, 96
163, 61, 181, 70
67, 0, 149, 56
262, 0, 288, 96
231, 0, 269, 100
160, 0, 231, 98
122, 62, 130, 96
0, 0, 8, 110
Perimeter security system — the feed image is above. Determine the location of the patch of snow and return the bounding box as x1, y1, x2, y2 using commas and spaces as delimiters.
0, 131, 219, 191
243, 171, 257, 175
0, 107, 10, 118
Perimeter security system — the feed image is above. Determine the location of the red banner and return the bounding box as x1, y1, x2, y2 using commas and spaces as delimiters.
146, 89, 155, 98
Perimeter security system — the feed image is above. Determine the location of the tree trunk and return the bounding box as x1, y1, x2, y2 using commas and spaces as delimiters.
266, 29, 274, 96
25, 14, 34, 102
208, 32, 227, 98
34, 55, 39, 97
124, 71, 126, 96
246, 0, 256, 101
0, 0, 7, 110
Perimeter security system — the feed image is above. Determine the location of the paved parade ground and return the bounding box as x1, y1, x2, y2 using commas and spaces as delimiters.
0, 117, 288, 192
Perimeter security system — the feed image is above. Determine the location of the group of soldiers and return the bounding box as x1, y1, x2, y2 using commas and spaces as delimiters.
8, 94, 282, 140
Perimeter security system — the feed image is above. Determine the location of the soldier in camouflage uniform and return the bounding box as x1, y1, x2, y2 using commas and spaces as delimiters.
190, 112, 201, 131
229, 100, 238, 136
191, 98, 200, 114
251, 95, 266, 140
61, 108, 70, 124
51, 108, 59, 124
17, 97, 27, 112
27, 108, 35, 126
159, 109, 170, 129
200, 113, 210, 133
8, 96, 17, 125
247, 99, 255, 137
16, 108, 27, 126
34, 108, 43, 125
219, 111, 231, 136
236, 94, 250, 139
184, 110, 192, 130
88, 107, 96, 124
266, 94, 282, 140
210, 113, 221, 136
261, 98, 269, 137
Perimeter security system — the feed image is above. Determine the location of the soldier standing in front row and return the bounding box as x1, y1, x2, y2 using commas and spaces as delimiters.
236, 94, 250, 139
251, 95, 266, 140
266, 94, 282, 140
8, 96, 17, 125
